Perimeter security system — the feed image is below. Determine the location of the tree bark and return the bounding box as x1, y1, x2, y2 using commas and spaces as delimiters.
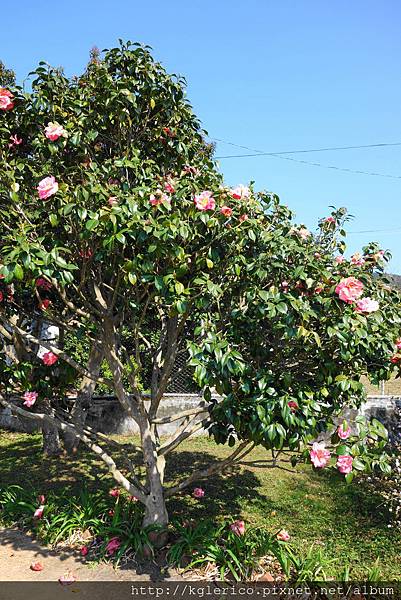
41, 398, 61, 456
63, 345, 103, 452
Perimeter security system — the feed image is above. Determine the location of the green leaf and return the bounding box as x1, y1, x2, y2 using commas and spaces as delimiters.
86, 219, 98, 231
175, 281, 185, 295
128, 272, 137, 286
14, 264, 24, 280
256, 405, 266, 421
345, 472, 354, 484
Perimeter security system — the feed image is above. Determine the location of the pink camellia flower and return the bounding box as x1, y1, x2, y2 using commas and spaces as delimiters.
288, 400, 298, 413
0, 88, 14, 111
277, 529, 290, 542
298, 227, 311, 240
335, 255, 345, 264
335, 277, 364, 304
350, 252, 365, 266
37, 176, 59, 200
34, 505, 45, 519
36, 277, 52, 291
106, 537, 121, 555
80, 546, 88, 557
108, 509, 115, 517
109, 488, 120, 498
23, 391, 38, 408
337, 455, 353, 475
42, 351, 58, 366
337, 423, 351, 440
108, 196, 118, 206
150, 189, 170, 206
281, 281, 289, 291
38, 495, 46, 504
192, 487, 205, 499
310, 442, 331, 468
396, 338, 401, 350
128, 495, 138, 502
39, 299, 51, 311
390, 355, 400, 364
8, 134, 23, 148
30, 562, 44, 572
194, 190, 215, 211
58, 571, 76, 585
230, 520, 246, 536
220, 205, 233, 217
324, 216, 336, 224
231, 185, 250, 200
355, 297, 379, 314
44, 122, 67, 141
164, 176, 175, 194
238, 214, 248, 223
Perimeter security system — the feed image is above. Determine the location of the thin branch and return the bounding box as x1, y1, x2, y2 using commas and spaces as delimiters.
151, 403, 208, 425
0, 396, 147, 502
165, 441, 251, 497
159, 420, 205, 456
0, 317, 113, 389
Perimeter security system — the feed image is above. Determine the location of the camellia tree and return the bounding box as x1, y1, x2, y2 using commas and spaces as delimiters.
0, 41, 400, 530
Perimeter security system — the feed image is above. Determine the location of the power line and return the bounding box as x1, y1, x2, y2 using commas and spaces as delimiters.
348, 227, 401, 235
212, 138, 401, 158
211, 137, 401, 180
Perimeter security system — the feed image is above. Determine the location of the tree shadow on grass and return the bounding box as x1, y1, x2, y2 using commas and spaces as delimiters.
164, 449, 266, 522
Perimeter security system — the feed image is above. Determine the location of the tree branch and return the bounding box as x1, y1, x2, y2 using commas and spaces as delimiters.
0, 395, 147, 502
0, 317, 113, 389
165, 441, 251, 497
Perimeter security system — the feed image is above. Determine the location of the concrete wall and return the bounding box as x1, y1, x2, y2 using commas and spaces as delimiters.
1, 394, 399, 437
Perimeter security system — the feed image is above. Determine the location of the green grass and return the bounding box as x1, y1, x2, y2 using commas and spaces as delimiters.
0, 430, 400, 579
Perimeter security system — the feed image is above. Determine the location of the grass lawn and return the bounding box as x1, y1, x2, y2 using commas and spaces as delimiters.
0, 430, 400, 579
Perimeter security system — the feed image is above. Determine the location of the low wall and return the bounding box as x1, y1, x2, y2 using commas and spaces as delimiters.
1, 394, 399, 437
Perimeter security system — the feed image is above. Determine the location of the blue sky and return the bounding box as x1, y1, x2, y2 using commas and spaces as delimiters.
2, 0, 401, 271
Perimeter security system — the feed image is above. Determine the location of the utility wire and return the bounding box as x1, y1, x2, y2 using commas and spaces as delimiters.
212, 138, 401, 158
348, 227, 401, 235
211, 138, 401, 180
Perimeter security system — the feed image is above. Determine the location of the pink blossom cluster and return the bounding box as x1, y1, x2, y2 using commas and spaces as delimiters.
23, 391, 38, 408
37, 176, 59, 200
230, 520, 245, 536
310, 442, 354, 476
335, 277, 379, 314
44, 122, 67, 141
42, 351, 58, 366
150, 189, 170, 206
192, 487, 205, 499
231, 185, 250, 200
0, 88, 14, 111
194, 190, 215, 211
106, 537, 121, 555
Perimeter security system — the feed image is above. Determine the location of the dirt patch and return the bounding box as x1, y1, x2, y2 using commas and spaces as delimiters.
0, 528, 182, 581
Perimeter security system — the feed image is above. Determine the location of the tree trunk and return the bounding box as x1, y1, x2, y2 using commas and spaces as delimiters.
41, 399, 61, 456
139, 417, 169, 532
63, 345, 103, 453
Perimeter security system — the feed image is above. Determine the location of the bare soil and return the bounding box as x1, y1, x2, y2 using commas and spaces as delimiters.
0, 528, 181, 582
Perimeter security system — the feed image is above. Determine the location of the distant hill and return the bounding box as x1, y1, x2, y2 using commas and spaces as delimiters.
385, 273, 401, 290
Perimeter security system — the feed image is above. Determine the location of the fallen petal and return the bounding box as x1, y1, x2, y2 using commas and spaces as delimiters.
30, 562, 44, 572
58, 571, 76, 585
